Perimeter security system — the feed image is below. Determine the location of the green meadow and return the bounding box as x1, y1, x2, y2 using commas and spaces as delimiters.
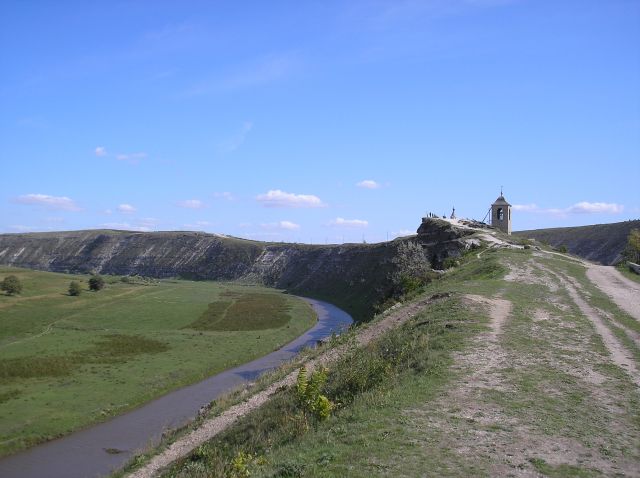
0, 266, 315, 457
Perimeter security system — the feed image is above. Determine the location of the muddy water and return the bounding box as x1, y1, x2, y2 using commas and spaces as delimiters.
0, 298, 352, 478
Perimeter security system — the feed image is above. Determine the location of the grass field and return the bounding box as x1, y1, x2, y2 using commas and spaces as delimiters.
0, 266, 315, 457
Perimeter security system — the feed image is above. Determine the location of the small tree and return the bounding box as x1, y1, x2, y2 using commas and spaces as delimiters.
88, 275, 105, 291
68, 281, 82, 296
1, 275, 23, 295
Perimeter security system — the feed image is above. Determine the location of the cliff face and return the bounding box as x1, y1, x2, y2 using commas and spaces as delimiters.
0, 220, 472, 321
515, 220, 639, 265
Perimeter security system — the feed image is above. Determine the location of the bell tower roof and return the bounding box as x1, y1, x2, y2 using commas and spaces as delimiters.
492, 195, 511, 206
492, 187, 511, 207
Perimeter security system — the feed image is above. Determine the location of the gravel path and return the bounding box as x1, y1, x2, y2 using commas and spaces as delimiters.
586, 265, 640, 321
126, 293, 448, 478
539, 264, 640, 388
539, 249, 640, 321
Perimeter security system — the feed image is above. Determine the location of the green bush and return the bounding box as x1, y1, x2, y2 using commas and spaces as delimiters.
624, 229, 640, 263
1, 275, 22, 295
88, 275, 105, 291
68, 281, 82, 296
442, 256, 460, 269
295, 367, 333, 421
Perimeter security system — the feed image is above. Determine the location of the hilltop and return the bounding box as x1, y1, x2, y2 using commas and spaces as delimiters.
515, 219, 639, 265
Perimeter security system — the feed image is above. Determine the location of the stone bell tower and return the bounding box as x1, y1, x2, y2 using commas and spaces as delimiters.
491, 188, 512, 235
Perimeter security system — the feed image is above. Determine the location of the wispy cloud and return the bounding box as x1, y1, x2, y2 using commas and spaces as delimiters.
261, 220, 301, 231
348, 0, 517, 31
117, 203, 136, 214
218, 121, 253, 153
115, 152, 147, 164
513, 201, 624, 217
256, 190, 325, 208
214, 192, 235, 201
95, 145, 146, 164
329, 217, 369, 228
567, 202, 624, 214
14, 193, 81, 211
392, 229, 414, 237
356, 179, 380, 189
100, 222, 150, 232
185, 53, 297, 96
176, 199, 206, 209
512, 203, 538, 212
100, 217, 158, 232
8, 225, 40, 232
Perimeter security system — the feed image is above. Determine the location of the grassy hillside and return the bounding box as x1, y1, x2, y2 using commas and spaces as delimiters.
143, 246, 640, 478
515, 219, 639, 265
0, 266, 315, 457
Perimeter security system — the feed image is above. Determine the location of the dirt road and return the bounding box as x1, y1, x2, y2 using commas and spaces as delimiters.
586, 265, 640, 321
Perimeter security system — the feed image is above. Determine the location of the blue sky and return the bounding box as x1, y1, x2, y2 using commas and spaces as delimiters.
1, 0, 639, 243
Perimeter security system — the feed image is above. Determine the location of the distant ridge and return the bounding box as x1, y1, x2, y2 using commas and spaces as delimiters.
0, 221, 472, 322
515, 220, 639, 265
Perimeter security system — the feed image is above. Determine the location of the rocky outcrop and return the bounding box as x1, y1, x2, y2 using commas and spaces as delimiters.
417, 218, 475, 267
0, 221, 472, 321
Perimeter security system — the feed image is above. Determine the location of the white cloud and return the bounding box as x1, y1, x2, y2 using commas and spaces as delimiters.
567, 202, 624, 214
115, 152, 147, 163
513, 201, 624, 216
95, 146, 107, 157
15, 193, 81, 211
512, 203, 538, 212
117, 204, 136, 214
177, 199, 206, 209
219, 121, 253, 153
329, 217, 369, 228
256, 189, 325, 208
356, 179, 380, 189
261, 220, 301, 231
392, 229, 414, 237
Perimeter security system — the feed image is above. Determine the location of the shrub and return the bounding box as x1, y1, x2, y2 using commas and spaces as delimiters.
556, 245, 568, 253
68, 281, 82, 296
442, 257, 460, 269
295, 367, 333, 421
624, 229, 640, 264
1, 275, 22, 295
88, 275, 105, 291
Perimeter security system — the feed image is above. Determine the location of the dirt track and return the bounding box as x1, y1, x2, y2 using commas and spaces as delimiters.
586, 265, 640, 321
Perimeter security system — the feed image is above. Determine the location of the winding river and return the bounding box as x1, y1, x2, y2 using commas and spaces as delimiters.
0, 298, 352, 478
